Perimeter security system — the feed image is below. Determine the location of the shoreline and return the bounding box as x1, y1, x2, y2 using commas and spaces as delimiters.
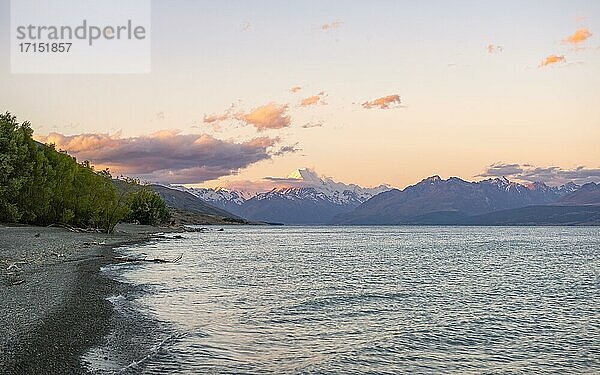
0, 223, 180, 374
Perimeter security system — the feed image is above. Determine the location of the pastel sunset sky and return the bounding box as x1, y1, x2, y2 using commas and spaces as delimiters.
1, 0, 599, 189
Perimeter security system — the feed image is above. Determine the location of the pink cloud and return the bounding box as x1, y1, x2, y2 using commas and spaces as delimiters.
487, 44, 503, 54
203, 113, 230, 124
299, 92, 326, 106
36, 131, 289, 184
362, 94, 402, 109
319, 21, 343, 31
236, 103, 291, 131
563, 28, 592, 44
539, 54, 566, 67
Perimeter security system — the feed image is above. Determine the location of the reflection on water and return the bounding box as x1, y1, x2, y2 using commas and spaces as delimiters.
103, 226, 600, 373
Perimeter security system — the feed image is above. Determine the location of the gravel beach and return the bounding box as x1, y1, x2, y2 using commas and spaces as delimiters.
0, 224, 177, 374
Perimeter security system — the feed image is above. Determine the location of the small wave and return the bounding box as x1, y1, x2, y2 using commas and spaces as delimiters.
117, 332, 188, 374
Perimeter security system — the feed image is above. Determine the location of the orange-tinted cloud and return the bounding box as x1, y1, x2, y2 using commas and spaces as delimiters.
539, 55, 566, 67
563, 28, 592, 44
362, 94, 401, 109
300, 92, 326, 106
290, 86, 302, 93
319, 21, 343, 31
236, 103, 291, 131
36, 131, 285, 184
487, 44, 503, 54
203, 113, 230, 124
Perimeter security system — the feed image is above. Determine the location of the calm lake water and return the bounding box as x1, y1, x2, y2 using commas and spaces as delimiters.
92, 226, 600, 374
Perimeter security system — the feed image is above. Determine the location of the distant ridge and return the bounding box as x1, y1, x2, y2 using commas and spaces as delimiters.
157, 173, 599, 226
170, 168, 391, 224
554, 182, 600, 206
332, 176, 597, 225
149, 185, 247, 225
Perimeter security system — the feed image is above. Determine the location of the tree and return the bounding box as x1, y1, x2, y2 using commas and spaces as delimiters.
0, 112, 170, 232
126, 187, 170, 226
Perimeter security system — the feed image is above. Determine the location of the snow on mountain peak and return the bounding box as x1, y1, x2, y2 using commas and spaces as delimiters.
266, 168, 393, 205
168, 168, 393, 209
287, 168, 321, 182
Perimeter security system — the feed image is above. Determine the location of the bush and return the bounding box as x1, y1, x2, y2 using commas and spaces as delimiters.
126, 187, 170, 226
0, 112, 170, 232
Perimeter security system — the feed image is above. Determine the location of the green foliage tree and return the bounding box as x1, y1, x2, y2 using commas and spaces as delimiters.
126, 187, 170, 226
0, 112, 170, 232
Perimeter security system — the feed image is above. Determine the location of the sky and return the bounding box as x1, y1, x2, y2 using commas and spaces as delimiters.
1, 0, 599, 190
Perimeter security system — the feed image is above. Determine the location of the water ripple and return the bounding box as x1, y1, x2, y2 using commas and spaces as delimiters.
103, 226, 599, 374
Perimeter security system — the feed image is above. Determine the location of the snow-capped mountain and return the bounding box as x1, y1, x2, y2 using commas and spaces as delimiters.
165, 172, 591, 225
170, 186, 250, 216
169, 169, 392, 224
256, 169, 390, 205
333, 175, 583, 225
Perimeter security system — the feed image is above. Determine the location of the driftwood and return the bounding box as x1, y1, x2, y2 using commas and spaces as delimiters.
82, 241, 107, 247
182, 226, 208, 232
113, 253, 183, 264
7, 261, 28, 271
47, 223, 104, 233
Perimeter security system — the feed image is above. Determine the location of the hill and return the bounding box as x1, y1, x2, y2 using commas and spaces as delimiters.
165, 174, 599, 226
332, 176, 590, 225
149, 185, 247, 225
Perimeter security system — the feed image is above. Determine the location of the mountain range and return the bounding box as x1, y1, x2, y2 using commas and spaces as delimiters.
152, 170, 600, 226
332, 176, 591, 224
169, 169, 390, 224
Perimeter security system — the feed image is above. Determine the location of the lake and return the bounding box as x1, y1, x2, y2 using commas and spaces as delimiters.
89, 226, 600, 374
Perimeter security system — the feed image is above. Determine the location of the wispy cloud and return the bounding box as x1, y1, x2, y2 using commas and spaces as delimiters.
362, 94, 402, 109
477, 162, 600, 186
539, 54, 566, 67
319, 21, 343, 31
241, 21, 252, 31
487, 44, 503, 54
236, 103, 291, 131
203, 102, 291, 131
563, 28, 592, 44
274, 142, 301, 156
301, 121, 323, 129
212, 168, 322, 194
36, 131, 286, 184
203, 113, 231, 124
299, 92, 326, 106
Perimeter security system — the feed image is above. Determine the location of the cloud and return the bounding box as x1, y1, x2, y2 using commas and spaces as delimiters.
36, 131, 285, 184
477, 162, 600, 186
487, 44, 503, 54
319, 21, 343, 31
210, 168, 321, 194
273, 142, 301, 156
563, 28, 592, 44
362, 94, 402, 109
478, 163, 523, 177
299, 92, 326, 106
236, 103, 291, 131
203, 103, 238, 125
203, 102, 291, 131
301, 121, 323, 129
539, 54, 566, 67
211, 179, 283, 195
203, 113, 231, 124
300, 96, 320, 106
290, 86, 302, 93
